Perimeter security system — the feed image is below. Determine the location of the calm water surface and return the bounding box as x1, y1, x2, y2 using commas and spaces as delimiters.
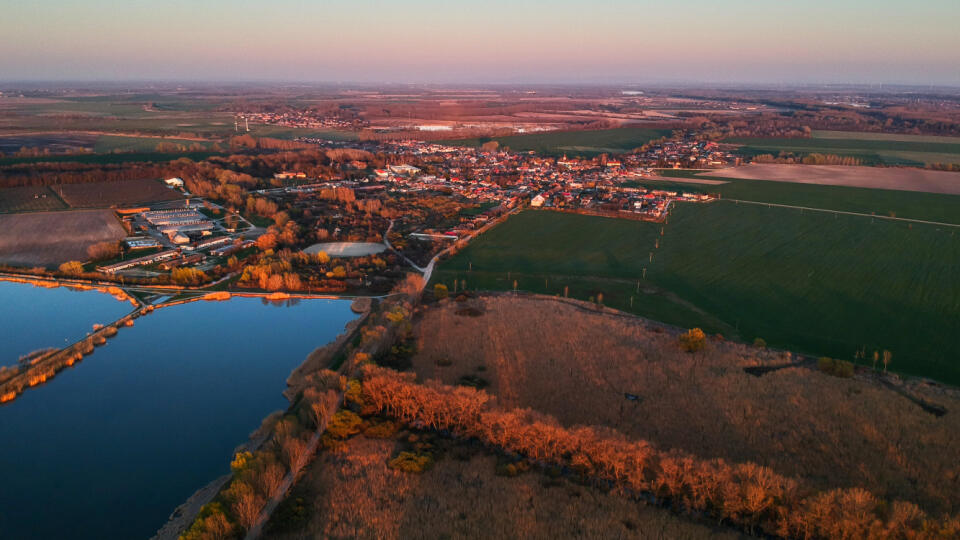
0, 280, 132, 362
0, 288, 356, 540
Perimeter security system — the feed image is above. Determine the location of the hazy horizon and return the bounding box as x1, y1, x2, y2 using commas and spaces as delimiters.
4, 0, 959, 86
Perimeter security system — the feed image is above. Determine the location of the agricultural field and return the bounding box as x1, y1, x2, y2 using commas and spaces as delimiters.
699, 164, 960, 195
650, 169, 960, 224
0, 209, 126, 266
52, 179, 183, 208
0, 186, 67, 213
431, 207, 960, 384
409, 296, 960, 515
264, 435, 740, 539
92, 135, 214, 153
726, 130, 960, 166
447, 127, 671, 157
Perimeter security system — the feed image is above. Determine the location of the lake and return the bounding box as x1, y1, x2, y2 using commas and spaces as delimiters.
0, 286, 357, 539
0, 280, 133, 363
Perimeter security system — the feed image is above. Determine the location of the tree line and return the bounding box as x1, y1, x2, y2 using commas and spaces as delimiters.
358, 365, 960, 539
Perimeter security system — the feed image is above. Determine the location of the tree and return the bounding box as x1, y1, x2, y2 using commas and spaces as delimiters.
171, 267, 208, 286
59, 261, 85, 276
434, 283, 449, 300
256, 233, 277, 251
679, 328, 706, 352
882, 350, 892, 374
312, 251, 330, 265
227, 480, 264, 531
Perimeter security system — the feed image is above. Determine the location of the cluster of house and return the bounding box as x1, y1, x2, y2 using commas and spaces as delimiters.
239, 111, 364, 130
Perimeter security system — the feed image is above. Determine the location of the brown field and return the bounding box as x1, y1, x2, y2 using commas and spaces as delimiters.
409, 295, 960, 515
701, 164, 960, 194
51, 179, 183, 208
264, 436, 742, 540
0, 210, 126, 266
0, 186, 66, 213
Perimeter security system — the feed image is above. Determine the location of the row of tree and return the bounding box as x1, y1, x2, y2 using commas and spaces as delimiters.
359, 365, 959, 539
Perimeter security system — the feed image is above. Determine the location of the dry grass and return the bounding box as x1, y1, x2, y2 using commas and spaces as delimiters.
51, 178, 182, 207
0, 209, 126, 266
702, 164, 960, 194
264, 435, 743, 540
410, 295, 960, 514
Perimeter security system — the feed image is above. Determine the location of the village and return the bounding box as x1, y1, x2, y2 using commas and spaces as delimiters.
31, 133, 732, 287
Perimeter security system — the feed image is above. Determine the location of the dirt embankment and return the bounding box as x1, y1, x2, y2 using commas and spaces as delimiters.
409, 294, 960, 515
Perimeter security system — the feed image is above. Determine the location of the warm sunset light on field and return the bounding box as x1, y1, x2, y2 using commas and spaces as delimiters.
2, 2, 959, 539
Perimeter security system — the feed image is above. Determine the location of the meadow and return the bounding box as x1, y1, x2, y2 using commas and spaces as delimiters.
726, 130, 960, 166
431, 207, 960, 385
447, 127, 671, 157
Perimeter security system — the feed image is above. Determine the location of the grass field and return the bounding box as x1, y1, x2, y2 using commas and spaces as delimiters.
0, 186, 67, 213
432, 207, 960, 385
0, 150, 223, 167
651, 169, 960, 224
726, 130, 960, 166
446, 127, 671, 157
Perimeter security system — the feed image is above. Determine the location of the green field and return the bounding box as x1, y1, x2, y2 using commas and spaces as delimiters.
92, 135, 215, 153
646, 169, 960, 225
727, 131, 960, 166
432, 208, 960, 385
447, 127, 672, 157
0, 186, 67, 213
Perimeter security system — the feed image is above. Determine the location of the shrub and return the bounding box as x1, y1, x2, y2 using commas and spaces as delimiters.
388, 451, 434, 473
818, 357, 855, 378
457, 374, 489, 389
679, 328, 706, 352
753, 337, 767, 348
58, 261, 85, 276
363, 419, 399, 439
434, 283, 449, 300
326, 410, 363, 439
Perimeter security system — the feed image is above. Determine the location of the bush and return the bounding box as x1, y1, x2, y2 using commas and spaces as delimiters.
363, 419, 399, 439
58, 261, 85, 276
679, 328, 706, 352
325, 410, 363, 439
434, 283, 449, 300
818, 357, 855, 378
753, 337, 767, 348
388, 451, 434, 473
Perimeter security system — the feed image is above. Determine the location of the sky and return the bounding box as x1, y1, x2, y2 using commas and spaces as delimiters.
2, 0, 959, 85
